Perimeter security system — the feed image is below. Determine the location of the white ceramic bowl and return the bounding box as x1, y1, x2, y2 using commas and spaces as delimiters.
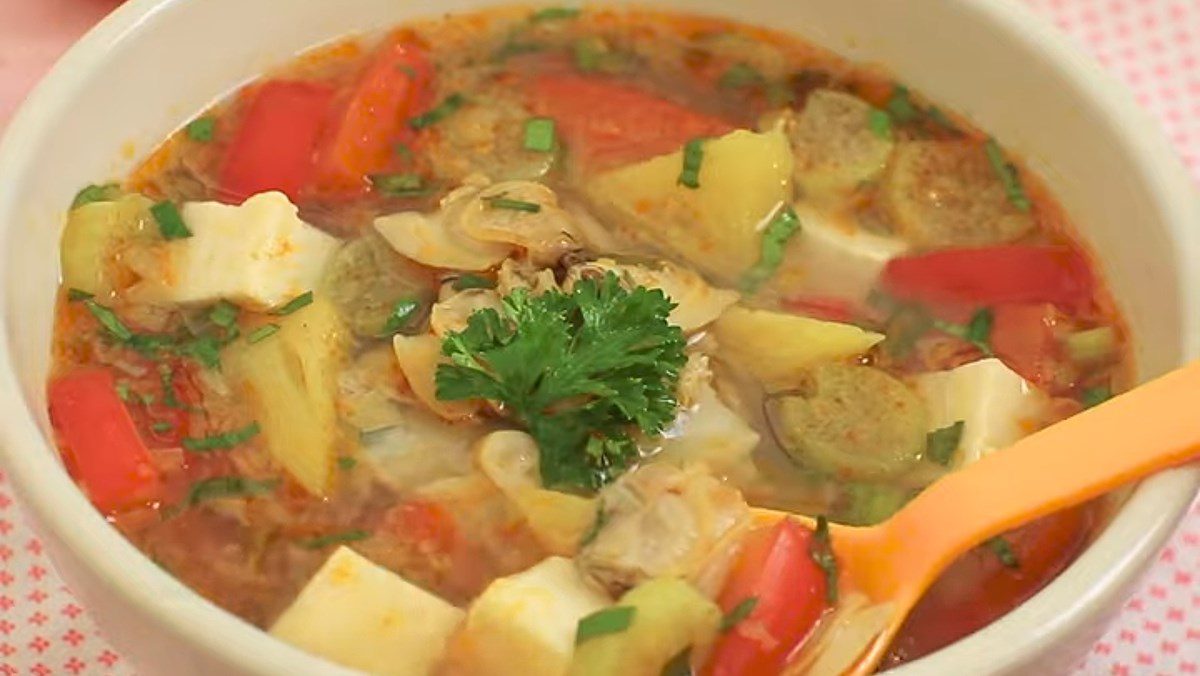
0, 0, 1197, 674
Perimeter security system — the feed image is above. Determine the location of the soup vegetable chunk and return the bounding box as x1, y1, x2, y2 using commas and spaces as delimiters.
47, 6, 1130, 674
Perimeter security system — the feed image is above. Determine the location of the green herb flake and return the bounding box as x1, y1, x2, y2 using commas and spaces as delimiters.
926, 420, 965, 466
208, 301, 239, 329
151, 421, 174, 434
178, 476, 279, 508
296, 529, 371, 550
185, 117, 216, 142
741, 205, 802, 292
573, 36, 608, 72
678, 138, 705, 189
720, 597, 760, 633
382, 298, 421, 336
410, 93, 467, 130
182, 421, 261, 453
484, 196, 543, 213
84, 300, 133, 342
934, 308, 994, 355
370, 173, 430, 198
523, 117, 558, 153
575, 606, 636, 644
868, 108, 893, 140
66, 288, 94, 302
531, 6, 580, 21
178, 334, 223, 370
247, 324, 280, 344
886, 85, 918, 124
453, 274, 496, 291
150, 201, 192, 240
809, 515, 839, 605
986, 536, 1020, 569
1081, 386, 1113, 409
927, 106, 957, 130
493, 40, 545, 62
70, 183, 121, 210
158, 363, 184, 410
984, 138, 1033, 212
718, 63, 763, 90
115, 381, 132, 402
274, 291, 314, 316
337, 456, 358, 470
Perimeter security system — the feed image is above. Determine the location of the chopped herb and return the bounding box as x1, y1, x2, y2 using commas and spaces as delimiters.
247, 324, 280, 344
926, 106, 956, 130
177, 334, 222, 370
661, 648, 693, 676
579, 503, 607, 547
337, 456, 358, 470
880, 302, 934, 359
523, 117, 557, 152
886, 85, 918, 123
720, 597, 760, 632
296, 529, 371, 550
138, 392, 157, 406
926, 420, 965, 466
151, 421, 174, 434
573, 36, 608, 72
986, 536, 1020, 569
150, 201, 192, 240
453, 274, 496, 291
809, 515, 839, 604
934, 308, 994, 355
1081, 386, 1113, 409
531, 6, 580, 21
208, 301, 239, 329
84, 300, 133, 342
182, 422, 261, 453
382, 298, 421, 336
575, 606, 636, 644
158, 363, 184, 409
984, 138, 1033, 212
868, 108, 893, 140
115, 381, 132, 402
410, 93, 466, 129
178, 476, 279, 508
741, 205, 802, 292
678, 138, 705, 189
484, 196, 542, 213
396, 64, 418, 79
370, 173, 430, 198
66, 288, 94, 302
70, 183, 121, 210
718, 63, 763, 89
493, 40, 544, 62
185, 117, 216, 142
274, 291, 314, 316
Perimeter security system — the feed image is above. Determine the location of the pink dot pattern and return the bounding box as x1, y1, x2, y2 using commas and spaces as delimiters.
0, 1, 1198, 675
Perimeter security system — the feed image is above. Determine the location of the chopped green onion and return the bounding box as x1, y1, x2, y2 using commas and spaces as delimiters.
452, 274, 496, 291
718, 63, 763, 89
182, 422, 261, 453
178, 334, 222, 370
984, 138, 1033, 212
1081, 386, 1113, 409
986, 536, 1019, 569
247, 324, 280, 344
719, 597, 759, 632
493, 40, 545, 62
138, 391, 157, 406
1065, 326, 1116, 364
70, 183, 121, 210
208, 301, 239, 329
274, 291, 313, 316
84, 300, 133, 342
926, 420, 965, 466
296, 529, 371, 550
151, 421, 174, 434
523, 117, 557, 152
337, 456, 358, 470
370, 173, 430, 197
159, 363, 184, 409
484, 196, 542, 213
573, 36, 608, 72
410, 93, 466, 129
382, 298, 421, 336
741, 205, 802, 292
965, 307, 994, 345
115, 381, 132, 402
150, 201, 192, 240
678, 138, 705, 189
575, 606, 636, 644
926, 106, 957, 130
868, 108, 893, 140
185, 117, 216, 142
531, 6, 580, 21
809, 515, 839, 604
886, 85, 918, 123
179, 476, 279, 508
579, 503, 607, 547
66, 288, 94, 302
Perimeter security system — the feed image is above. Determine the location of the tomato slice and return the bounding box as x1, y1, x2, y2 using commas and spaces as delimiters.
706, 519, 828, 676
48, 369, 164, 514
990, 302, 1078, 394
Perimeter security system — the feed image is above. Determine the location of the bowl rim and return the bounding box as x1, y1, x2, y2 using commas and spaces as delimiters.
0, 1, 1197, 674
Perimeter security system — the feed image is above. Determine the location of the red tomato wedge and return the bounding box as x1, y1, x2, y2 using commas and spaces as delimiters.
706, 519, 828, 676
990, 303, 1077, 393
880, 245, 1094, 310
310, 40, 432, 197
526, 74, 736, 171
47, 369, 163, 514
218, 80, 336, 203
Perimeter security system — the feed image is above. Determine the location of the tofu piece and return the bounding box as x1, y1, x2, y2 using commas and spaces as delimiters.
269, 546, 464, 676
914, 358, 1048, 466
128, 191, 341, 310
442, 557, 610, 676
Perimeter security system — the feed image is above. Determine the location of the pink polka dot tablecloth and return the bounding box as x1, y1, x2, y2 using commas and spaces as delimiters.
1, 0, 1199, 674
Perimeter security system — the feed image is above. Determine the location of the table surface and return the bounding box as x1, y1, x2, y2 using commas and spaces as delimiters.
1, 0, 1199, 674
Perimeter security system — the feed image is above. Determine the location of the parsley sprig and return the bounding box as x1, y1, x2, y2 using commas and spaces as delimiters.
435, 274, 687, 490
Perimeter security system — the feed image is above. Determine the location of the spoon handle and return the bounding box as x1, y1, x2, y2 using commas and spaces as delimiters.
883, 360, 1200, 599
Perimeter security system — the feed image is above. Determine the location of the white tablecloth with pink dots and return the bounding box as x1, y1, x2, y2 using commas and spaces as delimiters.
1, 0, 1198, 674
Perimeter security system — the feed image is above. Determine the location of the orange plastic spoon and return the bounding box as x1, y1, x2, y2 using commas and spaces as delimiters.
756, 360, 1200, 675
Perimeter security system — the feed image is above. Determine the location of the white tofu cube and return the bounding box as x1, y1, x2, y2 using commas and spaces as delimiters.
443, 557, 611, 676
914, 358, 1048, 466
129, 191, 341, 310
270, 546, 464, 676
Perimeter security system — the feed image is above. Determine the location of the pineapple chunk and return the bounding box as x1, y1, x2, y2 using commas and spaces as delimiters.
225, 296, 347, 495
128, 191, 341, 310
585, 128, 794, 285
60, 193, 157, 298
270, 546, 464, 676
442, 557, 610, 676
712, 306, 884, 391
